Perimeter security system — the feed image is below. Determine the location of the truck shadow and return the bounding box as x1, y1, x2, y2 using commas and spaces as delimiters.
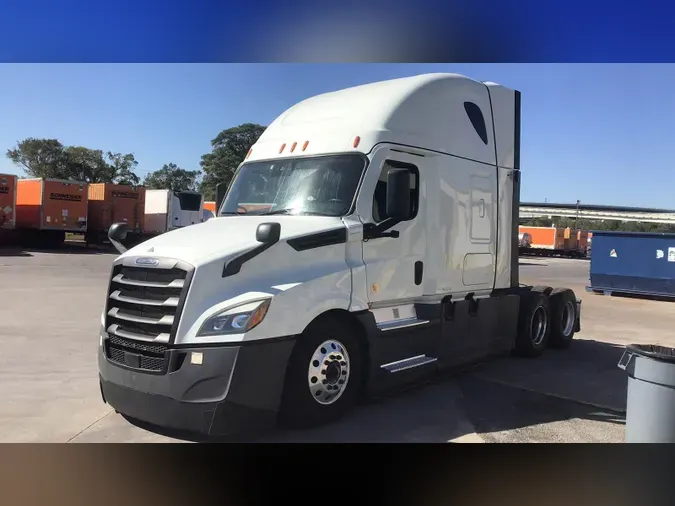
588, 289, 675, 304
26, 242, 117, 255
0, 241, 117, 257
123, 339, 628, 443
0, 247, 32, 257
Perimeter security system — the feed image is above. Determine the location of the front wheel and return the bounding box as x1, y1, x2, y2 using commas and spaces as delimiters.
278, 316, 363, 429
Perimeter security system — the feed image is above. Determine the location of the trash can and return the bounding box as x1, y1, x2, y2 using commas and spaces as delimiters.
618, 344, 675, 443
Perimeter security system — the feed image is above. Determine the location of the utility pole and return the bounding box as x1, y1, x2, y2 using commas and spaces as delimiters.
575, 200, 581, 229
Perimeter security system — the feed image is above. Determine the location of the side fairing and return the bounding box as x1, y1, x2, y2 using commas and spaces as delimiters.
494, 166, 515, 290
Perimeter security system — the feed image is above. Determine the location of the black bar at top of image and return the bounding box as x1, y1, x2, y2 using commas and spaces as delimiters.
2, 1, 675, 62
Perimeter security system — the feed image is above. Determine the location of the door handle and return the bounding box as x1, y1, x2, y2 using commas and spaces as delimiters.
414, 261, 423, 285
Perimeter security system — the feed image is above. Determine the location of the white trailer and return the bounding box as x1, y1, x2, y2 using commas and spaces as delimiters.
143, 189, 204, 234
99, 73, 581, 436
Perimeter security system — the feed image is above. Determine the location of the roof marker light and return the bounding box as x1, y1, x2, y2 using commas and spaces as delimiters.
302, 140, 309, 151
353, 136, 360, 148
246, 149, 252, 159
290, 142, 297, 153
279, 143, 286, 154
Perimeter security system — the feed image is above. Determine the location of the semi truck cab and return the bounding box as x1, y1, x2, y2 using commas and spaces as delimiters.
99, 73, 581, 436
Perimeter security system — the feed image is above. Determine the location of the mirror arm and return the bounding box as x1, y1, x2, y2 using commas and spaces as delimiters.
109, 237, 128, 254
363, 218, 401, 240
108, 223, 130, 254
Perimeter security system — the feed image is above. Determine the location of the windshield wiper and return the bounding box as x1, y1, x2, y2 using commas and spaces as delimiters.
261, 208, 295, 215
219, 211, 246, 216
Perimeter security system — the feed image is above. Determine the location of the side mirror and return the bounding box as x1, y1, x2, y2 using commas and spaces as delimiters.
108, 223, 129, 254
385, 169, 412, 221
256, 222, 281, 244
109, 222, 128, 242
216, 182, 228, 212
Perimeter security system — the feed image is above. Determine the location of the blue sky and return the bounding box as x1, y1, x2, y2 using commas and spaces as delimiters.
0, 64, 671, 208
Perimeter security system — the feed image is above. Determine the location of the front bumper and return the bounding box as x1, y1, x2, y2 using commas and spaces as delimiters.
98, 337, 296, 436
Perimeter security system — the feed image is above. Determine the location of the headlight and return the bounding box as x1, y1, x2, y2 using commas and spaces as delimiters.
197, 299, 271, 337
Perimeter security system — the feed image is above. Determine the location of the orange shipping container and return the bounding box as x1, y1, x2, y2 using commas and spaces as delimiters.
0, 173, 17, 229
204, 200, 269, 214
576, 229, 589, 251
88, 183, 146, 233
519, 225, 589, 252
16, 178, 88, 232
564, 227, 578, 250
203, 201, 216, 213
519, 226, 566, 250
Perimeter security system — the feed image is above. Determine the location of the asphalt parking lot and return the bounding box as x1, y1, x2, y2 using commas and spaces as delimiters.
3, 245, 675, 443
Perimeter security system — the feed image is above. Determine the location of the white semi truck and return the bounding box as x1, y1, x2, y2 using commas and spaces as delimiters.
143, 189, 204, 234
121, 188, 205, 247
99, 73, 581, 436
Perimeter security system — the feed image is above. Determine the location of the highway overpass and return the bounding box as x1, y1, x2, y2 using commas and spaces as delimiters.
520, 202, 675, 224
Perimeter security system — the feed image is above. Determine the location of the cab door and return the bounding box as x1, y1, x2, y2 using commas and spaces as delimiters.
356, 147, 427, 306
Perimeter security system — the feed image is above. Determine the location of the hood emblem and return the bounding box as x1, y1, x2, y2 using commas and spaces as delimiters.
135, 257, 159, 266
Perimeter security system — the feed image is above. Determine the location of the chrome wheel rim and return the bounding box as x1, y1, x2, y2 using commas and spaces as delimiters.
562, 301, 575, 336
307, 340, 350, 405
531, 306, 548, 346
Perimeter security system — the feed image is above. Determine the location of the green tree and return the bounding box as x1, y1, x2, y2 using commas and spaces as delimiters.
144, 163, 200, 191
63, 146, 112, 182
106, 152, 141, 185
199, 123, 266, 200
6, 138, 140, 184
6, 138, 69, 178
520, 216, 675, 234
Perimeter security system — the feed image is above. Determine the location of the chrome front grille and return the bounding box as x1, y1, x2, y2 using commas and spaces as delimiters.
103, 257, 193, 373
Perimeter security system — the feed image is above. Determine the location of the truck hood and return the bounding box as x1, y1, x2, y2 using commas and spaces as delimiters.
122, 215, 347, 266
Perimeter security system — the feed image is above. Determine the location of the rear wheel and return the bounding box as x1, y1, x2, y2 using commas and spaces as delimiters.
514, 291, 551, 357
548, 288, 577, 349
531, 285, 553, 297
279, 316, 363, 429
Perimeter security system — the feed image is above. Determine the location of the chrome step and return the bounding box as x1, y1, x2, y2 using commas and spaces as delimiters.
380, 354, 438, 373
377, 317, 429, 332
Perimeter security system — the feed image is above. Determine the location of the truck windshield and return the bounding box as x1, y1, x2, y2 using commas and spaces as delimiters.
219, 154, 366, 217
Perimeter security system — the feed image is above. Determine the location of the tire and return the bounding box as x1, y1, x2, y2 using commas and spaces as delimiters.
531, 285, 553, 297
514, 291, 551, 357
34, 230, 65, 249
278, 315, 363, 429
48, 231, 66, 248
548, 288, 577, 349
